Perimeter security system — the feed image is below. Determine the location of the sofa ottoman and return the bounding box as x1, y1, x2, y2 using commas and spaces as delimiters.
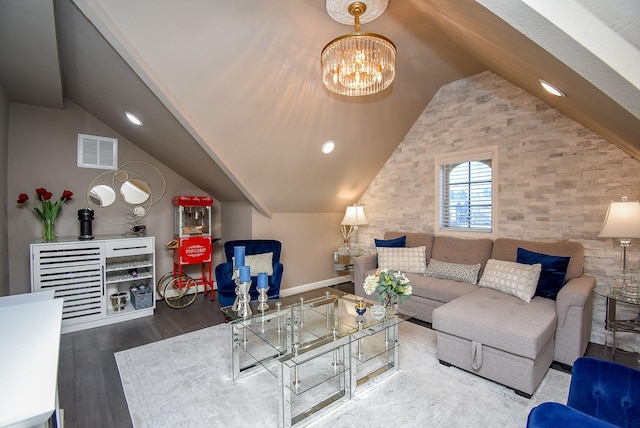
433, 287, 557, 397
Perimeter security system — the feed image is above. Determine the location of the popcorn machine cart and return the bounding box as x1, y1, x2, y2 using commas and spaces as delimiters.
172, 196, 215, 300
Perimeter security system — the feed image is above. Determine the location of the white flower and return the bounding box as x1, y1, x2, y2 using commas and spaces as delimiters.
363, 274, 378, 295
363, 269, 413, 304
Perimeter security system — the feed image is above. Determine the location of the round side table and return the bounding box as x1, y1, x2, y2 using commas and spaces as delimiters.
594, 285, 640, 355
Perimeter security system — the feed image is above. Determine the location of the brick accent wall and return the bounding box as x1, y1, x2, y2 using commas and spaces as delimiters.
358, 71, 640, 349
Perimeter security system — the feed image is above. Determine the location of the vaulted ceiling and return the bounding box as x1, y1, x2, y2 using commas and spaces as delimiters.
1, 0, 639, 216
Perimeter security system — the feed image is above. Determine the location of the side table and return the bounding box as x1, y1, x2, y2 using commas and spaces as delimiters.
593, 285, 640, 354
333, 248, 367, 273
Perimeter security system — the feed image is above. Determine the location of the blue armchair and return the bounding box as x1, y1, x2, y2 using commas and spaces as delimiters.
527, 357, 640, 428
214, 240, 283, 307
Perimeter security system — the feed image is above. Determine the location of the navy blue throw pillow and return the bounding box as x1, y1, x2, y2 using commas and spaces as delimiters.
516, 247, 571, 300
374, 236, 407, 247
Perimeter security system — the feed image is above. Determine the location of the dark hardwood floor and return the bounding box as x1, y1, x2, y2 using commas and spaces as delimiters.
58, 291, 228, 428
56, 281, 638, 428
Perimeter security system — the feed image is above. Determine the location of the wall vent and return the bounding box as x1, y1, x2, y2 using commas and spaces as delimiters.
77, 134, 118, 170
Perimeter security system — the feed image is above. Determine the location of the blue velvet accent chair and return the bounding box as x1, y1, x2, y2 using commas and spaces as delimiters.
527, 357, 640, 428
214, 240, 283, 307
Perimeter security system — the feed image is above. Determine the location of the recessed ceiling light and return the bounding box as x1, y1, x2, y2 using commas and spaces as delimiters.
124, 111, 144, 126
539, 79, 566, 97
321, 140, 335, 154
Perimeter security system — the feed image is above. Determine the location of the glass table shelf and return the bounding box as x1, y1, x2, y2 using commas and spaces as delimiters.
594, 285, 640, 355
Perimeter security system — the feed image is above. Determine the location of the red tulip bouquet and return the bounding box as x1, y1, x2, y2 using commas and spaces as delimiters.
17, 188, 73, 240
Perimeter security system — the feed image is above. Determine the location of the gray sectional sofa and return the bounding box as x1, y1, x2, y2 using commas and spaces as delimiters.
353, 231, 596, 397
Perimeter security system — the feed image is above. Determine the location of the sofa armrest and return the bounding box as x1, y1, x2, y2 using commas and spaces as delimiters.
556, 275, 596, 326
527, 402, 619, 428
353, 254, 377, 298
554, 275, 596, 366
270, 263, 284, 297
214, 261, 236, 307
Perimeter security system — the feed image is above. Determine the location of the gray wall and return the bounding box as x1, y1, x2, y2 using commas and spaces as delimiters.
6, 99, 221, 295
0, 85, 9, 296
221, 201, 253, 243
358, 71, 640, 349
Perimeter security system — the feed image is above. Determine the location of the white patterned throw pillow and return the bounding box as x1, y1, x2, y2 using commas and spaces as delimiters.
478, 259, 541, 302
377, 246, 427, 274
233, 252, 274, 276
425, 258, 482, 284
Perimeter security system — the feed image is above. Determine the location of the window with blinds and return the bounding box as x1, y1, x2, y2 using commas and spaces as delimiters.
437, 148, 496, 233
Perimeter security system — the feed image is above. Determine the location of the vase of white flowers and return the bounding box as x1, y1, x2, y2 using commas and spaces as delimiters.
363, 268, 412, 317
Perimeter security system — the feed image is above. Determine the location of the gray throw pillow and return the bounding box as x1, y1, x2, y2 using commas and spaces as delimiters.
424, 258, 482, 284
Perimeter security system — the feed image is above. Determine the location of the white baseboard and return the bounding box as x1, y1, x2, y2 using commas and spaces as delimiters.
280, 275, 352, 297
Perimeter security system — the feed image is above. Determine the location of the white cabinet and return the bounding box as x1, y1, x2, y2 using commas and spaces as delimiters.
31, 236, 156, 333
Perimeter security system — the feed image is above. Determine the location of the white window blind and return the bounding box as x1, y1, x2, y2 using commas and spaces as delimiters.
439, 155, 494, 233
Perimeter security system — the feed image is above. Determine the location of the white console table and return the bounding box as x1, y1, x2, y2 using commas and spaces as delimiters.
0, 292, 63, 428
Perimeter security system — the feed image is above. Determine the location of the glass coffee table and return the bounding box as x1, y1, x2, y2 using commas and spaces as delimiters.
221, 287, 411, 428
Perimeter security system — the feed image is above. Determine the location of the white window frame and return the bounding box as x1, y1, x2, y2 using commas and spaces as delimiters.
435, 146, 498, 237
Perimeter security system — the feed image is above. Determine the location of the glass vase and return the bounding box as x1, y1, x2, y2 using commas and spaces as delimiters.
384, 296, 398, 319
43, 218, 57, 241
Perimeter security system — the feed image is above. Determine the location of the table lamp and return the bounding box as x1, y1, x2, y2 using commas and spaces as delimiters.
599, 196, 640, 297
340, 204, 368, 251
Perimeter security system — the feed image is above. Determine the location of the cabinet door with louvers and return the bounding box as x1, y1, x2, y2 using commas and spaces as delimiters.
30, 241, 105, 327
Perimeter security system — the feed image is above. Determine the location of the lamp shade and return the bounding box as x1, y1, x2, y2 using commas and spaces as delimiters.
341, 205, 368, 226
599, 199, 640, 238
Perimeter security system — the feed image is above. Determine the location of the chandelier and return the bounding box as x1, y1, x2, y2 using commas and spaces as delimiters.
321, 1, 396, 97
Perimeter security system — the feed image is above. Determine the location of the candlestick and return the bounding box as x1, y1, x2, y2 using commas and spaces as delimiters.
257, 272, 268, 289
236, 281, 252, 318
257, 285, 270, 311
231, 268, 241, 312
234, 246, 245, 268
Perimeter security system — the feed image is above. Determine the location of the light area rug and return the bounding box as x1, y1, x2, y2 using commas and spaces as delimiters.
115, 321, 570, 427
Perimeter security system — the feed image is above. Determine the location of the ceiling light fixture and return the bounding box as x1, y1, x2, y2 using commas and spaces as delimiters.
321, 0, 396, 97
539, 79, 566, 97
124, 111, 144, 126
321, 140, 336, 154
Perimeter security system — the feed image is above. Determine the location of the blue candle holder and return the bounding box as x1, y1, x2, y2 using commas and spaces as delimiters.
257, 272, 268, 289
234, 246, 245, 268
239, 266, 250, 282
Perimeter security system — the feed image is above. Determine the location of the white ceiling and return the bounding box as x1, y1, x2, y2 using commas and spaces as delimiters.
1, 0, 639, 216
